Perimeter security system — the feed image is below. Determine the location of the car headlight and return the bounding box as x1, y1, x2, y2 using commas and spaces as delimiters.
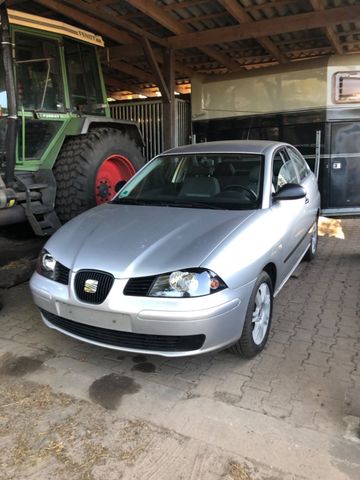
149, 269, 227, 297
36, 249, 57, 280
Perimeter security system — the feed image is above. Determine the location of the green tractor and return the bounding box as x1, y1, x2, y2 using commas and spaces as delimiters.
0, 6, 144, 235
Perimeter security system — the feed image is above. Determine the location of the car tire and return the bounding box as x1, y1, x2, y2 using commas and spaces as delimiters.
54, 128, 144, 223
230, 271, 273, 358
303, 219, 318, 262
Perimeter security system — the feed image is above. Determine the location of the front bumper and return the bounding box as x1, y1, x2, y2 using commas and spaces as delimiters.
30, 271, 255, 357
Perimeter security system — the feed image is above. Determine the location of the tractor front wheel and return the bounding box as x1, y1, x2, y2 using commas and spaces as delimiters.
54, 128, 143, 223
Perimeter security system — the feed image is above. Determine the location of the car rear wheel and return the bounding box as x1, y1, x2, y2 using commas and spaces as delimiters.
230, 271, 273, 358
303, 219, 318, 262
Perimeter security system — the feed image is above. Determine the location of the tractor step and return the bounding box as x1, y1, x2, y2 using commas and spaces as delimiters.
37, 214, 61, 234
16, 173, 61, 236
29, 207, 61, 236
30, 201, 52, 215
27, 183, 49, 191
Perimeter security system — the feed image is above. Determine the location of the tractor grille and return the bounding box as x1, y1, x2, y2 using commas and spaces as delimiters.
41, 309, 205, 352
74, 270, 114, 304
55, 263, 70, 285
123, 275, 156, 296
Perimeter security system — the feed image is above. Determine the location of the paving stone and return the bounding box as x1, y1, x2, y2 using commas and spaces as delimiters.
345, 386, 360, 417
292, 327, 314, 342
191, 374, 220, 397
312, 338, 335, 355
237, 386, 269, 412
289, 399, 318, 430
334, 337, 358, 352
261, 340, 286, 358
215, 372, 249, 397
339, 314, 360, 327
229, 358, 258, 377
330, 351, 357, 369
305, 350, 331, 369
246, 371, 273, 392
315, 326, 339, 339
262, 401, 292, 419
271, 331, 293, 344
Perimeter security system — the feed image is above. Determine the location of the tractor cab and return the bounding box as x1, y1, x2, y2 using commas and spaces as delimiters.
0, 7, 143, 235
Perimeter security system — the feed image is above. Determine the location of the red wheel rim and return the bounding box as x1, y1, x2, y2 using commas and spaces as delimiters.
95, 154, 136, 205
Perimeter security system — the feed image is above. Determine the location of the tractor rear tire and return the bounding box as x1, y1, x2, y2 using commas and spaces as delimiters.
54, 128, 143, 223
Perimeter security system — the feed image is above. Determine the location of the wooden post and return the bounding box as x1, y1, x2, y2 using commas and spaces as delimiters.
163, 48, 175, 151
142, 37, 176, 151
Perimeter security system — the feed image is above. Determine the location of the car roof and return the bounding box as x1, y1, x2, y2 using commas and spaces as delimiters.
162, 140, 283, 156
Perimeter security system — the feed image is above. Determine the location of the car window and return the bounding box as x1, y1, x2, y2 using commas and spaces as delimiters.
115, 153, 264, 210
272, 149, 299, 192
286, 147, 309, 181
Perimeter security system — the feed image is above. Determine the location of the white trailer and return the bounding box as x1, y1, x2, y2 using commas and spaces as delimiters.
192, 55, 360, 215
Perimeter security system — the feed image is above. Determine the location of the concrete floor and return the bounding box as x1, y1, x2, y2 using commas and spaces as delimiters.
0, 218, 359, 479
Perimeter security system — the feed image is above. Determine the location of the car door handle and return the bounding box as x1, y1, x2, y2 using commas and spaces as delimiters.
305, 195, 310, 204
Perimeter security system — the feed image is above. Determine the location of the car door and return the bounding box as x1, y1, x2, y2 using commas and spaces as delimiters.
286, 146, 319, 234
270, 148, 308, 288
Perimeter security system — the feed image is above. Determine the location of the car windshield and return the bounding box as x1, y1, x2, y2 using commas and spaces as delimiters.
113, 153, 264, 210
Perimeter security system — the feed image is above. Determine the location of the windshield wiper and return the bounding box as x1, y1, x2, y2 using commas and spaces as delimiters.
113, 198, 221, 209
112, 198, 155, 206
165, 200, 222, 210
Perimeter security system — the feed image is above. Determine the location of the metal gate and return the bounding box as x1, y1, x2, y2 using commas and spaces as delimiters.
110, 99, 191, 161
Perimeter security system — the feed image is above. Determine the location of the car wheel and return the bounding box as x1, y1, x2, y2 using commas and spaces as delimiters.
230, 271, 273, 358
303, 219, 318, 262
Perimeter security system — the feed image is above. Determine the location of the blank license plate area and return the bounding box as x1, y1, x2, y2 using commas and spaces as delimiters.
56, 302, 132, 332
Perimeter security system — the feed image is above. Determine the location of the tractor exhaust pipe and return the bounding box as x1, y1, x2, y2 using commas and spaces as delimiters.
0, 1, 18, 186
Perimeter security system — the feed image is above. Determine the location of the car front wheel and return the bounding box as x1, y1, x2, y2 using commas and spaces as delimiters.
230, 271, 273, 358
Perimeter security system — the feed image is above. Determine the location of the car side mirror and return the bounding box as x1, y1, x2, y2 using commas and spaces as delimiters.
272, 183, 306, 201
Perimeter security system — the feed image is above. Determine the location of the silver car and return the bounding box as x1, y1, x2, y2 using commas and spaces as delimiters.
30, 141, 320, 358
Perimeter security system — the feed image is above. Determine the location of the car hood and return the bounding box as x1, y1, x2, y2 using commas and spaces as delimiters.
46, 204, 255, 278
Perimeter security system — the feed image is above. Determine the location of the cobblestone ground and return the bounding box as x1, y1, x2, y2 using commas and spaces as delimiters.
0, 218, 359, 479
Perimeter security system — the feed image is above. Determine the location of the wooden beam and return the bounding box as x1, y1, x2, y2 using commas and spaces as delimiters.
168, 5, 360, 49
109, 59, 155, 83
163, 48, 175, 150
93, 0, 118, 5
218, 0, 287, 63
244, 0, 296, 13
179, 12, 228, 24
125, 0, 242, 72
309, 0, 343, 54
125, 0, 185, 35
286, 46, 333, 57
105, 77, 145, 95
141, 37, 170, 102
102, 45, 194, 77
103, 44, 144, 59
63, 0, 167, 47
199, 46, 241, 72
163, 0, 208, 10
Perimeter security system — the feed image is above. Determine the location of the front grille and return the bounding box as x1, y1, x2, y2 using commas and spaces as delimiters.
55, 263, 70, 285
123, 275, 156, 296
74, 270, 114, 304
41, 309, 206, 352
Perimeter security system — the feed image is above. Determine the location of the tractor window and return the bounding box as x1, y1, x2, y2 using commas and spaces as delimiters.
15, 32, 64, 111
64, 39, 105, 115
19, 119, 63, 160
0, 54, 7, 116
